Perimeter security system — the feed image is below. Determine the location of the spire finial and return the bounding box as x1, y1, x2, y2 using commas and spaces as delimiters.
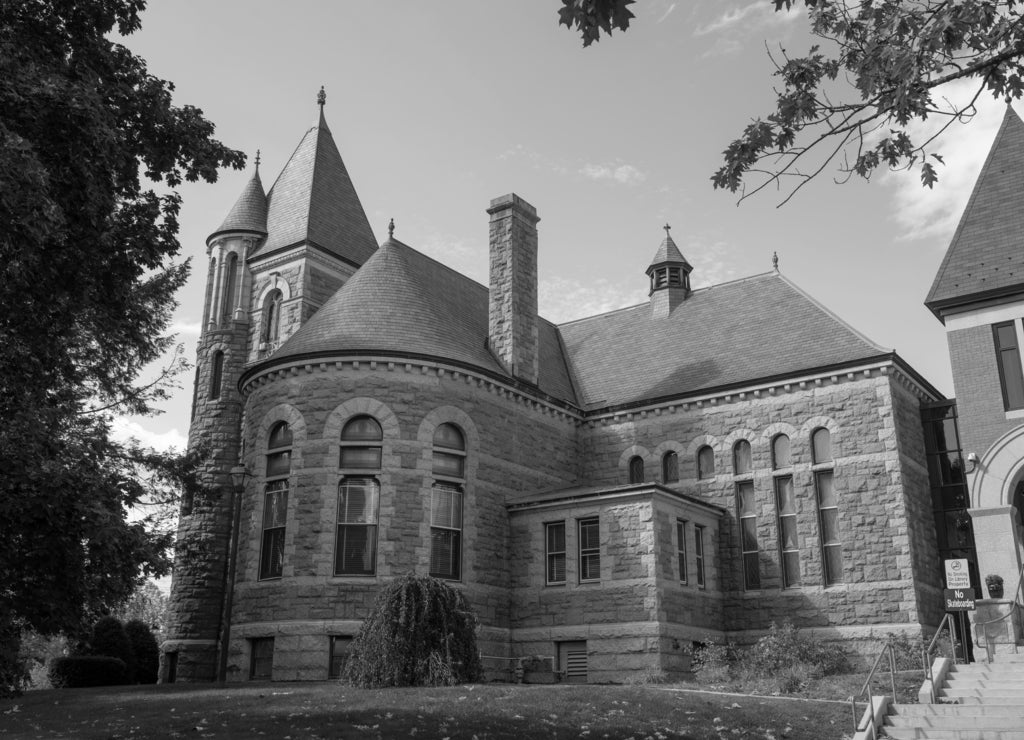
663, 223, 672, 237
254, 148, 261, 172
317, 86, 326, 108
772, 251, 779, 272
388, 218, 395, 239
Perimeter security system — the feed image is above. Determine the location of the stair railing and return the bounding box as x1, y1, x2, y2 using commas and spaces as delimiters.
850, 636, 898, 740
921, 612, 958, 704
974, 560, 1024, 664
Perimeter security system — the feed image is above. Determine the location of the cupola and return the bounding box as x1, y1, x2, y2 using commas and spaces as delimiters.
646, 224, 692, 318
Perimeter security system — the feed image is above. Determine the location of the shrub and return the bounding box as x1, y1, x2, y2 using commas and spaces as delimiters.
692, 641, 737, 684
344, 574, 482, 688
48, 656, 127, 688
90, 616, 135, 683
744, 621, 848, 679
124, 620, 159, 684
0, 622, 28, 698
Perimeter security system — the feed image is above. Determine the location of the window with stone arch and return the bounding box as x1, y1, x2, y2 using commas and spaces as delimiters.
697, 445, 715, 479
430, 423, 466, 580
259, 421, 292, 580
262, 289, 283, 345
222, 252, 239, 323
772, 433, 800, 587
336, 416, 382, 576
209, 350, 224, 400
662, 451, 679, 483
812, 427, 843, 585
628, 455, 645, 484
733, 439, 759, 589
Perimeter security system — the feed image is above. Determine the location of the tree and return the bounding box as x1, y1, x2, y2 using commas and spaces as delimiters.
114, 581, 170, 639
89, 616, 135, 684
0, 0, 240, 695
123, 620, 160, 684
560, 0, 1024, 203
344, 575, 482, 688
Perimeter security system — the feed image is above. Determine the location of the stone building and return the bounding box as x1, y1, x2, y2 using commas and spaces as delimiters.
164, 93, 947, 684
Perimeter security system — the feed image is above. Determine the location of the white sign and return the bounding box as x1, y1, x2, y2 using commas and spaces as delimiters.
945, 558, 971, 589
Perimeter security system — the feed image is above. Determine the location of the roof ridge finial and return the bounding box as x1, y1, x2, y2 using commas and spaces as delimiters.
388, 218, 395, 239
317, 85, 326, 109
772, 251, 779, 272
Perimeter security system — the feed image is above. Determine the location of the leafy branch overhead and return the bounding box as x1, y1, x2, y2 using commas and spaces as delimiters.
558, 0, 635, 47
561, 0, 1024, 204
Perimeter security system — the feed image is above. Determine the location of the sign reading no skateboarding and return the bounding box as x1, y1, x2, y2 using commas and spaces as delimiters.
945, 558, 971, 589
944, 588, 976, 611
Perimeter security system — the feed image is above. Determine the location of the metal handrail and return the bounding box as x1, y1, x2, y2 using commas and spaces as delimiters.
921, 613, 958, 703
974, 561, 1024, 663
849, 637, 897, 740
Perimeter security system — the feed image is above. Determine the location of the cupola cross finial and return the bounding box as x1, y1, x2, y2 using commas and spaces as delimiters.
388, 218, 395, 239
663, 223, 672, 237
254, 148, 261, 171
317, 86, 326, 108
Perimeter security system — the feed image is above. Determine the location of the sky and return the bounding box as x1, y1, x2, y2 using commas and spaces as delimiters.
113, 0, 1012, 452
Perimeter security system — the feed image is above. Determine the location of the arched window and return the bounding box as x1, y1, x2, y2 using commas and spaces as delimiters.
222, 252, 239, 323
772, 434, 791, 469
697, 445, 715, 479
336, 416, 382, 576
771, 434, 799, 587
733, 440, 752, 476
260, 422, 292, 580
209, 351, 224, 400
662, 451, 679, 483
431, 423, 465, 580
628, 455, 645, 484
262, 289, 283, 344
203, 257, 216, 326
812, 427, 843, 585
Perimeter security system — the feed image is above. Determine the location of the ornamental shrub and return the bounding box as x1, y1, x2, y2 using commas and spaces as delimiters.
90, 616, 135, 684
344, 574, 482, 688
743, 621, 848, 678
48, 656, 127, 688
124, 620, 159, 684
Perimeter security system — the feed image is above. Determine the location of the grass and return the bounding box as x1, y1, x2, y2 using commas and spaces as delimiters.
0, 671, 927, 739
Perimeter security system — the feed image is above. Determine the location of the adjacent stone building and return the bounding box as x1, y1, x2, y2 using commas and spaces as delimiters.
164, 93, 948, 684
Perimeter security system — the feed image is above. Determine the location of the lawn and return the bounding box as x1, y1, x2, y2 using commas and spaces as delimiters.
0, 673, 926, 740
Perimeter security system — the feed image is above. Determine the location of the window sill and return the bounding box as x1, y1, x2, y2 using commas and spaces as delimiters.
1006, 408, 1024, 420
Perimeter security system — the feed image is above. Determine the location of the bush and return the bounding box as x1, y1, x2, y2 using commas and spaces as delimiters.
0, 621, 28, 698
344, 574, 482, 688
89, 616, 135, 683
124, 620, 159, 684
692, 641, 737, 684
48, 656, 127, 688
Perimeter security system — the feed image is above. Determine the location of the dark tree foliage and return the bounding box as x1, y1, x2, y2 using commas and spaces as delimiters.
124, 619, 159, 684
0, 0, 240, 694
89, 616, 135, 684
344, 575, 482, 688
48, 656, 127, 689
558, 0, 635, 47
560, 0, 1024, 203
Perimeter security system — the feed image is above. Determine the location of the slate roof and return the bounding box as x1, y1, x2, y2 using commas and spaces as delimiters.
270, 238, 578, 404
647, 232, 691, 270
926, 106, 1024, 318
252, 108, 377, 266
558, 272, 890, 410
209, 168, 267, 240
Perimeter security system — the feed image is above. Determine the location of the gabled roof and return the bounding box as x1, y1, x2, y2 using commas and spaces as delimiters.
252, 108, 377, 266
558, 272, 890, 409
269, 238, 579, 404
209, 168, 267, 241
926, 106, 1024, 319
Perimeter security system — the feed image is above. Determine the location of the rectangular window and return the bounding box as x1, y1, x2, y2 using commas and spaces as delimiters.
816, 471, 844, 585
775, 475, 801, 587
545, 522, 566, 584
694, 525, 706, 588
329, 636, 352, 679
250, 637, 274, 680
736, 481, 760, 589
993, 321, 1024, 410
259, 480, 288, 580
578, 518, 600, 582
335, 478, 378, 575
676, 519, 688, 583
429, 483, 462, 579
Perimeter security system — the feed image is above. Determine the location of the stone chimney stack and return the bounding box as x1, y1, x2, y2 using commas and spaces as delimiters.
487, 193, 540, 385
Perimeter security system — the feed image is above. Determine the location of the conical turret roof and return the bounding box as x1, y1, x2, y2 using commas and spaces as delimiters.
646, 228, 692, 273
926, 106, 1024, 318
209, 167, 267, 241
252, 103, 377, 266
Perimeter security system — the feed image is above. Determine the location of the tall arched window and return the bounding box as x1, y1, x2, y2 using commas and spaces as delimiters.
733, 439, 759, 589
259, 422, 292, 580
733, 440, 752, 475
812, 428, 843, 585
628, 456, 645, 484
221, 252, 239, 323
336, 416, 381, 575
662, 451, 679, 483
262, 289, 283, 344
430, 423, 465, 580
209, 351, 224, 399
203, 257, 216, 326
697, 445, 715, 479
772, 434, 799, 587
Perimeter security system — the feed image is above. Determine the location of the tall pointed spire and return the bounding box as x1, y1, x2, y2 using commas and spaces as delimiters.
252, 88, 377, 266
208, 156, 268, 242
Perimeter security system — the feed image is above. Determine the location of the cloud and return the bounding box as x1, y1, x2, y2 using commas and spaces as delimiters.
694, 2, 799, 37
415, 232, 488, 284
111, 417, 188, 452
656, 3, 677, 24
169, 320, 202, 337
686, 237, 741, 288
496, 144, 568, 175
580, 162, 647, 186
539, 276, 648, 324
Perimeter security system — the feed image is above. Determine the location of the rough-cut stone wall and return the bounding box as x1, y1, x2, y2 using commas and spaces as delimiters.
226, 363, 579, 680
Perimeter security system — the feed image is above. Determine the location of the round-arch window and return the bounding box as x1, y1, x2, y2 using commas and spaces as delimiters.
733, 440, 752, 476
772, 434, 791, 469
628, 455, 645, 484
266, 422, 292, 477
662, 451, 679, 483
812, 428, 832, 464
697, 445, 715, 479
433, 423, 466, 478
340, 416, 382, 469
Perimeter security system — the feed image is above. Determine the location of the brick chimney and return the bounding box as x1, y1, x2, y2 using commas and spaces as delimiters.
487, 193, 540, 385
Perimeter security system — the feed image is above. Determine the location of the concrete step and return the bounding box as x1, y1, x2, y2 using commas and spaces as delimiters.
932, 694, 1024, 705
892, 704, 1024, 718
887, 714, 1024, 730
882, 730, 1024, 740
937, 687, 1024, 700
944, 676, 1024, 689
